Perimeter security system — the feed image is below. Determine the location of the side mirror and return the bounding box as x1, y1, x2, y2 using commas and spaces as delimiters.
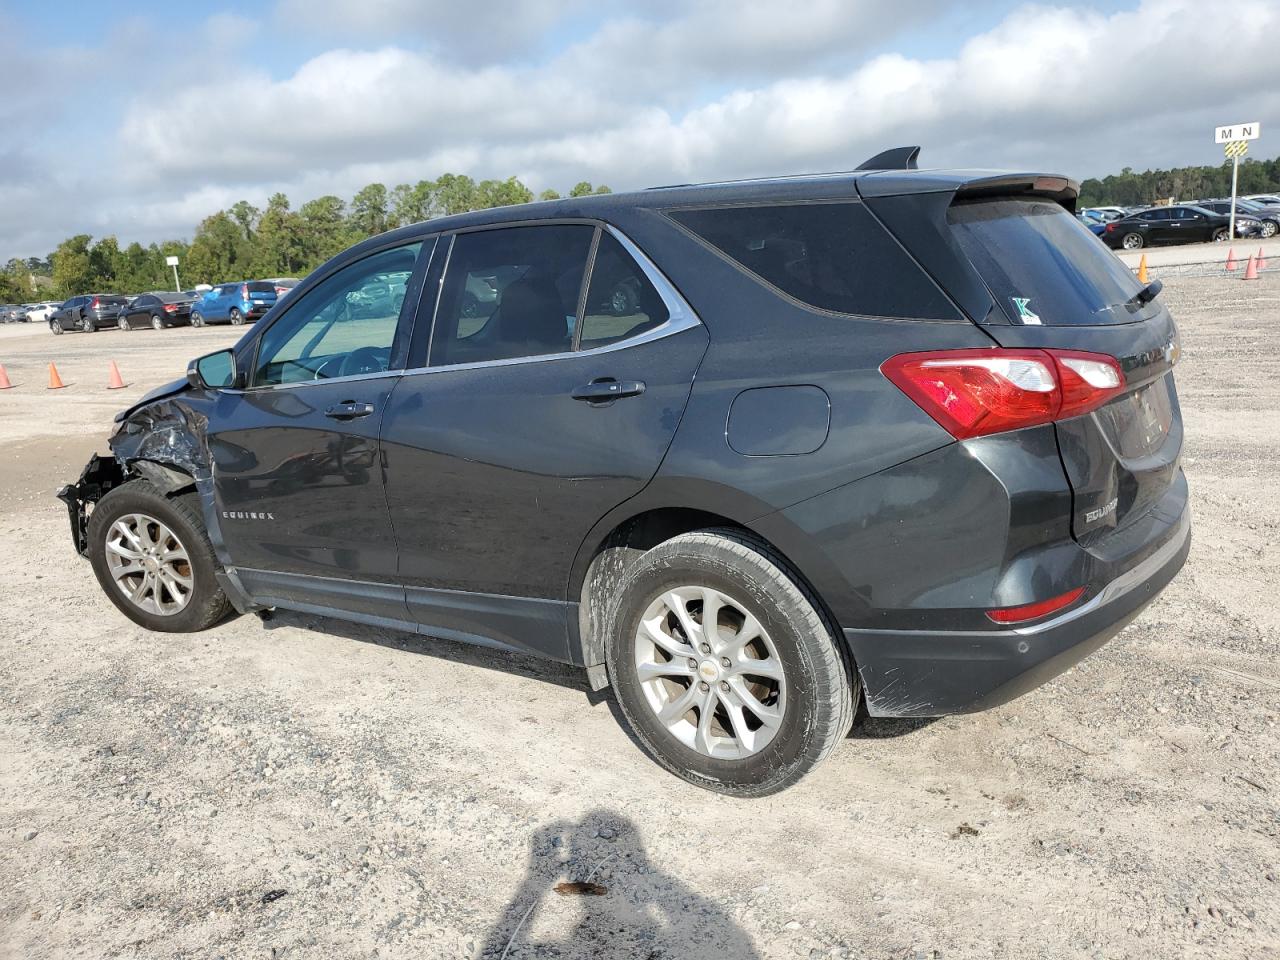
188, 349, 241, 390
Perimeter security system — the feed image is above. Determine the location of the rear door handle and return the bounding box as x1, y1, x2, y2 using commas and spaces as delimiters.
324, 401, 375, 421
572, 379, 646, 402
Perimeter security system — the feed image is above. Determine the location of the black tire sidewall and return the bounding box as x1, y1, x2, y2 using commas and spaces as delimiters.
605, 533, 852, 796
86, 481, 228, 633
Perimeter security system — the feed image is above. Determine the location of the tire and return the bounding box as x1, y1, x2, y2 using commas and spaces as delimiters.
604, 528, 856, 797
50, 320, 62, 335
1213, 228, 1230, 242
152, 315, 164, 331
86, 479, 235, 633
79, 316, 94, 333
119, 316, 131, 331
1262, 220, 1278, 239
191, 312, 204, 328
1121, 232, 1144, 250
229, 308, 244, 326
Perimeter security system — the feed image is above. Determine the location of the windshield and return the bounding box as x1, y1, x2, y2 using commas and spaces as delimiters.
948, 198, 1145, 325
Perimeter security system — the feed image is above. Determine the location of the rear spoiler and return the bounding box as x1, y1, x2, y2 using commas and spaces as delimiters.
954, 174, 1079, 212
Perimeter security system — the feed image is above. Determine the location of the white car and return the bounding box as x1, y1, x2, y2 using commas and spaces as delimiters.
21, 301, 60, 324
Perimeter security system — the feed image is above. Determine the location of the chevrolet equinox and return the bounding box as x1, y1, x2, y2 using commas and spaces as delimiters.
58, 147, 1190, 796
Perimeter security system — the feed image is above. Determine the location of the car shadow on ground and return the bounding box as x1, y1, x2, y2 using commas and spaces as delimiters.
477, 810, 763, 959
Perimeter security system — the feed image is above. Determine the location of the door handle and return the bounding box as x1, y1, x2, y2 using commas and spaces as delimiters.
572, 379, 646, 402
324, 401, 375, 421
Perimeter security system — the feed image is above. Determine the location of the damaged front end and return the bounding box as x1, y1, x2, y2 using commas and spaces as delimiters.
56, 454, 128, 556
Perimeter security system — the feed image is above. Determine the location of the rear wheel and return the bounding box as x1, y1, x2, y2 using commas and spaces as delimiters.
79, 316, 93, 333
87, 480, 234, 633
50, 320, 62, 335
152, 315, 164, 331
604, 529, 856, 797
1121, 232, 1144, 250
191, 312, 204, 328
229, 308, 244, 326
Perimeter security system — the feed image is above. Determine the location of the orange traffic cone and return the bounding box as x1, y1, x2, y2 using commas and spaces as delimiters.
47, 362, 66, 389
107, 360, 126, 390
0, 364, 11, 390
1136, 254, 1149, 284
1257, 247, 1268, 271
1225, 248, 1238, 271
1242, 254, 1259, 281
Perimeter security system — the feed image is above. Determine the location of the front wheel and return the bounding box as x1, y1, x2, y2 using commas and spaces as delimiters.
1121, 232, 1145, 250
1213, 228, 1230, 242
1261, 221, 1278, 239
604, 529, 856, 797
86, 480, 235, 633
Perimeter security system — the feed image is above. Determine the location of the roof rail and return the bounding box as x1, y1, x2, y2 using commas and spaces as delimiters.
856, 146, 921, 171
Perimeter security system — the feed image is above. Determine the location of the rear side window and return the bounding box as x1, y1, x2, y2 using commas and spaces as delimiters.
948, 199, 1143, 326
667, 202, 959, 320
578, 233, 669, 349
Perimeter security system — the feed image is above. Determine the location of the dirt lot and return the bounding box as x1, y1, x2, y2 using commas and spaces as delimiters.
1, 276, 1278, 960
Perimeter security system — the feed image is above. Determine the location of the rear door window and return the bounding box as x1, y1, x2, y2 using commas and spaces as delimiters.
667, 201, 959, 320
429, 225, 594, 366
947, 198, 1144, 325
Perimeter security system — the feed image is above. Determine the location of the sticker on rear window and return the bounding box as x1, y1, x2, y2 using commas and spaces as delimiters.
1011, 297, 1042, 325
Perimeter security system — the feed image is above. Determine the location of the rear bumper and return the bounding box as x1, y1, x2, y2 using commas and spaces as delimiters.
845, 509, 1190, 717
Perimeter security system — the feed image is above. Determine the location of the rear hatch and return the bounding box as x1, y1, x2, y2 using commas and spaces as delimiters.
245, 281, 277, 309
943, 196, 1183, 551
96, 296, 130, 315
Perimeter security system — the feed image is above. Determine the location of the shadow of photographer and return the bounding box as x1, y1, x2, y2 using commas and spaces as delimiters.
479, 809, 762, 959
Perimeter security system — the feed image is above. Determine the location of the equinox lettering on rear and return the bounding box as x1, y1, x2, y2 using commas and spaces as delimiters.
222, 511, 275, 521
1084, 498, 1118, 523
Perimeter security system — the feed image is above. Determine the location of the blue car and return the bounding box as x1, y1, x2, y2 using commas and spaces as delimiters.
190, 281, 278, 327
1076, 210, 1108, 236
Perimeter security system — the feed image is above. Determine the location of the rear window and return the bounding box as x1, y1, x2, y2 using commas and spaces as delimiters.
948, 199, 1144, 325
99, 296, 129, 305
668, 202, 960, 320
246, 281, 276, 293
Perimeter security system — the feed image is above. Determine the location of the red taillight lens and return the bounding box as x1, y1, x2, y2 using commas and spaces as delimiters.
987, 586, 1086, 624
241, 283, 249, 299
881, 349, 1124, 440
1105, 222, 1115, 233
91, 297, 100, 308
163, 303, 179, 313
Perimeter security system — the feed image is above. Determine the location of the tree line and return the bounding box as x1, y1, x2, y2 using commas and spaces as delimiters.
0, 174, 611, 302
1079, 154, 1280, 208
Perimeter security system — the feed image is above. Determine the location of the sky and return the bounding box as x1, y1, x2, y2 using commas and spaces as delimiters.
2, 0, 1278, 261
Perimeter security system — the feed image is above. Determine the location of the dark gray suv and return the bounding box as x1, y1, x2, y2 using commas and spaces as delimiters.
58, 148, 1189, 795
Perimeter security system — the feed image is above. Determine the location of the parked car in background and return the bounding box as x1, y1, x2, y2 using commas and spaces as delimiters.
190, 281, 278, 326
1075, 210, 1108, 236
1244, 194, 1280, 206
59, 155, 1191, 795
0, 304, 24, 323
1194, 199, 1280, 238
22, 301, 60, 324
47, 294, 130, 333
1101, 205, 1259, 249
119, 291, 196, 330
1082, 207, 1124, 222
265, 277, 300, 299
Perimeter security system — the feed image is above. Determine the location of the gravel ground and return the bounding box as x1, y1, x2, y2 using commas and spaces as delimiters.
1, 275, 1278, 959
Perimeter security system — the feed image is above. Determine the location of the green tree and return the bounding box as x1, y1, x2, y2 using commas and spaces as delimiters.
51, 235, 95, 298
1, 259, 34, 301
350, 183, 390, 237
569, 181, 595, 198
185, 212, 252, 285
475, 176, 534, 209
538, 188, 561, 201
229, 200, 261, 242
297, 195, 350, 271
252, 193, 304, 277
432, 174, 478, 216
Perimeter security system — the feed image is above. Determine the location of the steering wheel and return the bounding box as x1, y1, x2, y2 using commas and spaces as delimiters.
339, 346, 386, 378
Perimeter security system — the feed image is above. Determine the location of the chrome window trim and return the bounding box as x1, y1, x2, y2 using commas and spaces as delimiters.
223, 222, 700, 392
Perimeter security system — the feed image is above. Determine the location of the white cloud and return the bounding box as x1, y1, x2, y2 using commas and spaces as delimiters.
4, 0, 1280, 260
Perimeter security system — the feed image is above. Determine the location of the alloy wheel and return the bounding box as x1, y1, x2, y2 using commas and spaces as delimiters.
80, 317, 93, 332
104, 513, 194, 616
1122, 233, 1143, 250
230, 309, 243, 326
152, 315, 163, 331
633, 585, 787, 760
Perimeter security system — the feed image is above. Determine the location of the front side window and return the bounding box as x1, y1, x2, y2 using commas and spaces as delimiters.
577, 232, 669, 349
430, 225, 594, 366
253, 241, 422, 386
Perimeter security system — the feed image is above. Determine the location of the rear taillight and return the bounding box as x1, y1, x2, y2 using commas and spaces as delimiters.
163, 303, 179, 313
90, 297, 100, 309
241, 283, 249, 300
987, 586, 1086, 624
881, 348, 1124, 440
1104, 222, 1116, 233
